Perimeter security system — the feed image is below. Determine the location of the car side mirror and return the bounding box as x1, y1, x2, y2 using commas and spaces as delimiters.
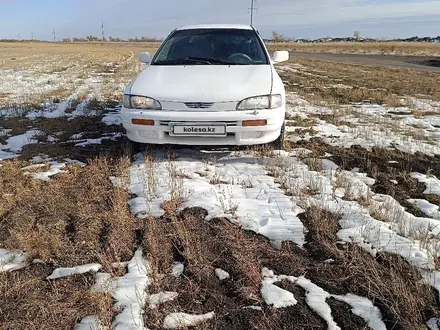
139, 52, 152, 64
272, 50, 289, 64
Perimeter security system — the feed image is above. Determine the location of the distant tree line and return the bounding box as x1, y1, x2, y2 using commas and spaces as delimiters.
0, 36, 162, 43
265, 30, 440, 44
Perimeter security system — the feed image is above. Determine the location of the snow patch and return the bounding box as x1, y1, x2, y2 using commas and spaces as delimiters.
46, 263, 101, 280
411, 173, 440, 196
214, 268, 230, 280
408, 199, 440, 219
127, 151, 305, 248
333, 294, 386, 330
111, 248, 150, 330
261, 280, 297, 308
73, 315, 102, 330
0, 129, 40, 160
149, 291, 179, 308
163, 312, 215, 329
0, 249, 27, 272
91, 273, 117, 293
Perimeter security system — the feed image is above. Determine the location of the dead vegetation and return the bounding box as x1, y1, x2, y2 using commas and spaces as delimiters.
280, 57, 440, 104
267, 41, 440, 56
294, 138, 440, 216
0, 154, 134, 329
0, 269, 114, 330
141, 206, 438, 329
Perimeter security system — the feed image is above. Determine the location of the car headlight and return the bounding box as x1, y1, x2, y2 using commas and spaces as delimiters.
123, 95, 162, 110
236, 94, 282, 110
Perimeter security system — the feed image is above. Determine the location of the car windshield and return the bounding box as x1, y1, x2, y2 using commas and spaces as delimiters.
151, 28, 269, 65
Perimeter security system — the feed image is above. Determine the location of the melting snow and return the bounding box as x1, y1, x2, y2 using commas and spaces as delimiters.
286, 92, 440, 157
408, 199, 440, 219
0, 249, 26, 272
111, 248, 150, 330
0, 129, 40, 160
91, 272, 117, 293
172, 262, 184, 277
46, 263, 101, 280
127, 150, 306, 248
333, 294, 386, 330
214, 268, 230, 280
411, 173, 440, 196
163, 312, 215, 329
261, 280, 297, 308
73, 315, 102, 330
149, 291, 179, 308
427, 317, 440, 330
262, 268, 386, 330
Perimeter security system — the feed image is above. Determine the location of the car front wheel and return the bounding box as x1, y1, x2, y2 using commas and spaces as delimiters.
269, 122, 285, 150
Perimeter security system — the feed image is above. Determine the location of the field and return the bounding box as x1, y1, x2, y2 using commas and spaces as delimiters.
1, 42, 440, 330
268, 41, 440, 56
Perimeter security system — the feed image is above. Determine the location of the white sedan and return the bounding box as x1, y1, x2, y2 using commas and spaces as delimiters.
121, 24, 289, 149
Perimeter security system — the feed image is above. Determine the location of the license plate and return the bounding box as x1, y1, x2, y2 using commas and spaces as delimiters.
170, 123, 227, 137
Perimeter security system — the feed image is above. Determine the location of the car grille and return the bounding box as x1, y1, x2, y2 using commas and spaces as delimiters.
184, 102, 214, 109
159, 120, 237, 127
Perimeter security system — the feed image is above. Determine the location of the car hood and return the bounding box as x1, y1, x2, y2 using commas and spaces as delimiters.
128, 65, 273, 102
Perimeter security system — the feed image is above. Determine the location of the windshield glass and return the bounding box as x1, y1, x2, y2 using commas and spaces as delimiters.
151, 28, 269, 65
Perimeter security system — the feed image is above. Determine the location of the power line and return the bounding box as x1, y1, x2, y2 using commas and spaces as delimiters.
249, 0, 257, 26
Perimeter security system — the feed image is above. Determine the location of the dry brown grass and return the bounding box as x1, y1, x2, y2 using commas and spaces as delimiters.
0, 153, 135, 329
0, 156, 134, 266
0, 269, 114, 330
0, 41, 158, 70
300, 206, 437, 329
142, 204, 438, 329
267, 41, 440, 56
280, 57, 440, 103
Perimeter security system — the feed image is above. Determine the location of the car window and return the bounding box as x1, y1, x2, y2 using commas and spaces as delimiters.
152, 28, 269, 65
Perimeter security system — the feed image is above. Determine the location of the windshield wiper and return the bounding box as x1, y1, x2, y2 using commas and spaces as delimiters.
185, 56, 244, 65
153, 57, 244, 65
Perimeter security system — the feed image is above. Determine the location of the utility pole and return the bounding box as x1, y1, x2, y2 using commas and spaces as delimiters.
101, 20, 105, 42
53, 28, 56, 42
31, 32, 33, 41
249, 0, 257, 26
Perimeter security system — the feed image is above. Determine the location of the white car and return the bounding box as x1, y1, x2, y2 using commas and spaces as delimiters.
121, 24, 289, 149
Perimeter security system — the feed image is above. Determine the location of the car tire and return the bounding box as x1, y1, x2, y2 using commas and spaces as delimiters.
128, 139, 149, 154
269, 122, 285, 150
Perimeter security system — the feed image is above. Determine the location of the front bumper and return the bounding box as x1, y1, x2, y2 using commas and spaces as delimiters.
120, 106, 285, 146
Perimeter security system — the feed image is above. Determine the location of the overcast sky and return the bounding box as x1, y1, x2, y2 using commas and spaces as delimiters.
1, 0, 440, 40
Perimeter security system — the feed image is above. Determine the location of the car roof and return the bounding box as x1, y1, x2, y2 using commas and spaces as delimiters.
175, 24, 253, 31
